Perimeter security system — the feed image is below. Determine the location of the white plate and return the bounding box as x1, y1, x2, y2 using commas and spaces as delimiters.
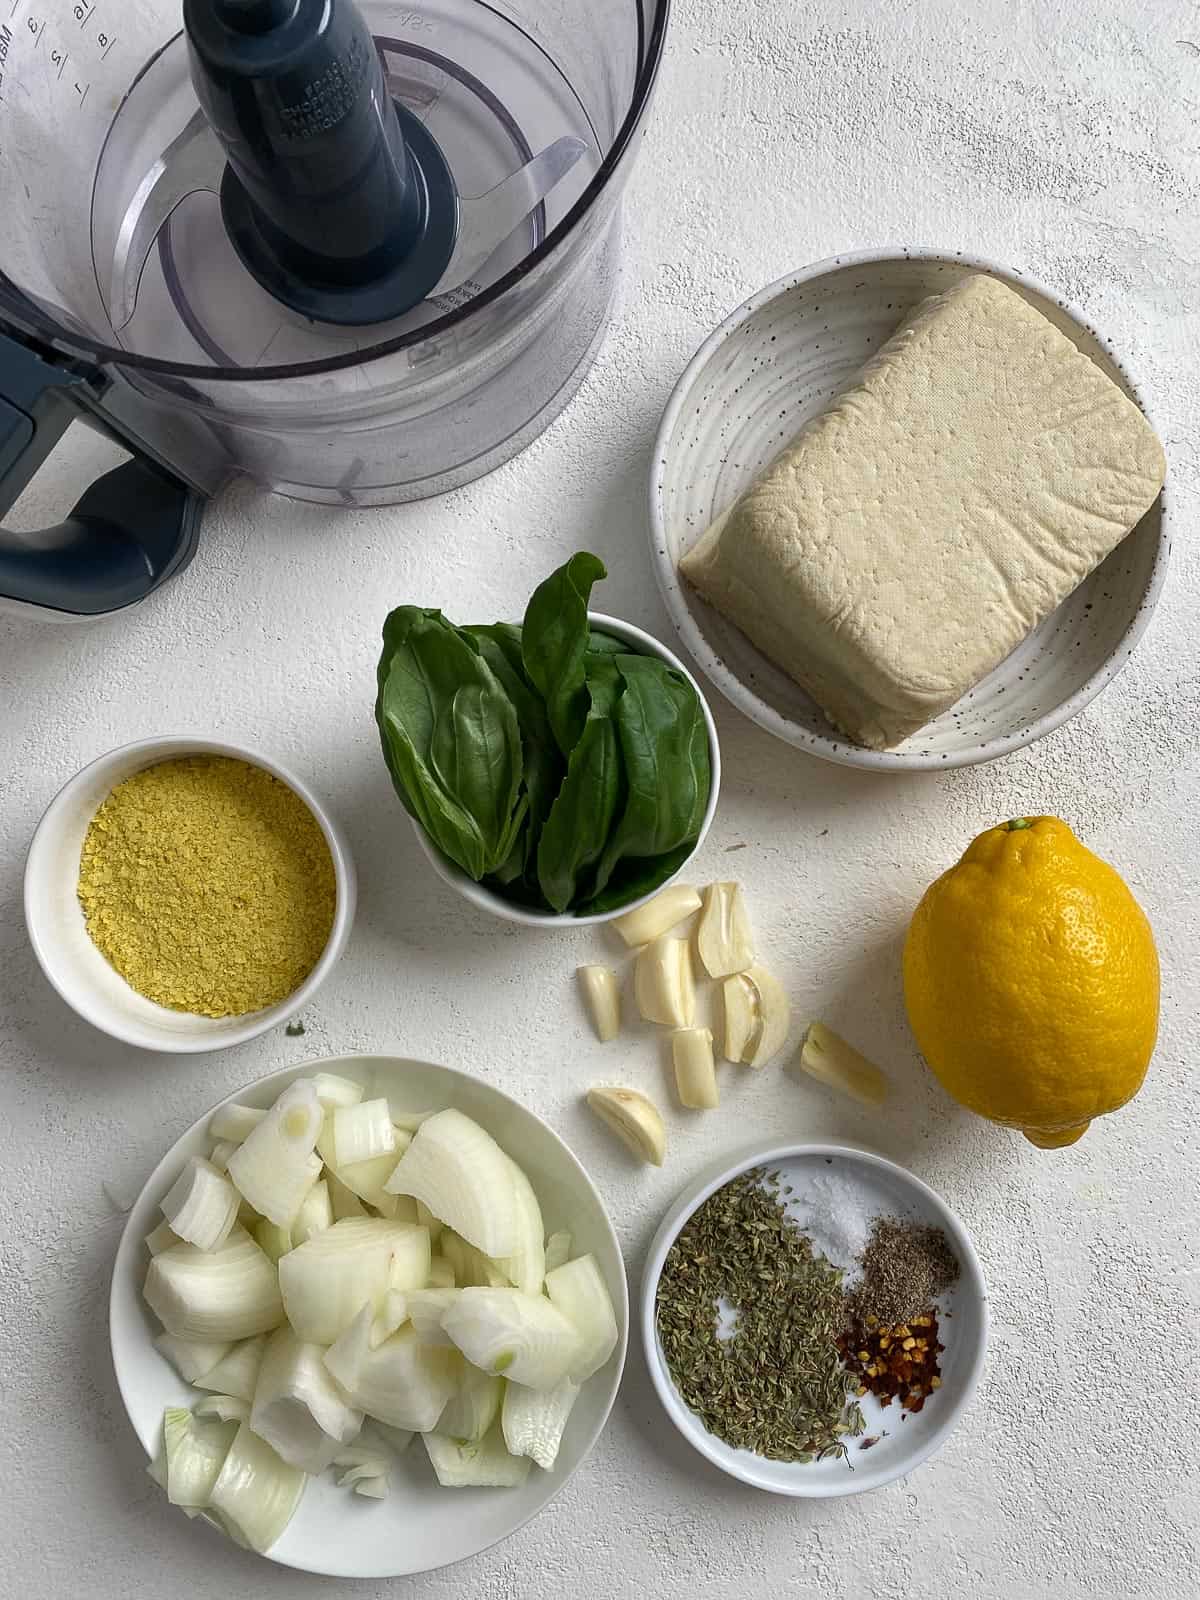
641, 1143, 987, 1496
649, 247, 1170, 771
110, 1055, 628, 1577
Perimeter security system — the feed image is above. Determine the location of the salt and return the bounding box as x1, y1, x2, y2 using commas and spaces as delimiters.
768, 1167, 872, 1277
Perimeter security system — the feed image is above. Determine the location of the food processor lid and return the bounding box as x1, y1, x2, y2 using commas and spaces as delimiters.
51, 0, 670, 383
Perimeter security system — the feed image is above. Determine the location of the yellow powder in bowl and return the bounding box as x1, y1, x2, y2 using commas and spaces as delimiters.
77, 755, 337, 1017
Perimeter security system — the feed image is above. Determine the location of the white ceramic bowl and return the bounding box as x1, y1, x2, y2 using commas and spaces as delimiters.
110, 1054, 628, 1578
650, 247, 1170, 771
410, 612, 721, 924
25, 736, 355, 1052
641, 1142, 988, 1496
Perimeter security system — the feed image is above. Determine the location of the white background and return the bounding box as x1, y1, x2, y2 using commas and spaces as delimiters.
3, 2, 1199, 1596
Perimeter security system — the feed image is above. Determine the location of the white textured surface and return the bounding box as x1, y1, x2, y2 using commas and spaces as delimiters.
3, 2, 1199, 1596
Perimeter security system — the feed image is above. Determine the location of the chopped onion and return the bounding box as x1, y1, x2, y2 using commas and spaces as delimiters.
313, 1072, 364, 1110
427, 1255, 456, 1290
208, 1104, 265, 1143
423, 1423, 531, 1488
160, 1158, 240, 1252
227, 1081, 323, 1229
333, 1099, 396, 1168
194, 1335, 266, 1402
278, 1218, 429, 1345
254, 1219, 292, 1265
435, 1363, 503, 1444
144, 1229, 283, 1342
145, 1220, 181, 1256
324, 1306, 458, 1432
407, 1288, 459, 1346
154, 1332, 231, 1384
208, 1140, 238, 1174
194, 1394, 250, 1424
293, 1180, 332, 1245
369, 1421, 414, 1455
543, 1231, 572, 1274
334, 1153, 407, 1217
371, 1290, 409, 1346
332, 1423, 392, 1481
250, 1326, 362, 1473
502, 1376, 580, 1470
441, 1232, 508, 1288
325, 1171, 366, 1220
384, 1110, 522, 1257
441, 1289, 580, 1390
162, 1406, 237, 1508
209, 1422, 306, 1554
544, 1254, 619, 1381
491, 1159, 545, 1296
415, 1201, 443, 1243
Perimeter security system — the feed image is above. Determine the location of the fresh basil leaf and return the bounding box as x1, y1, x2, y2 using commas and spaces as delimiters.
376, 607, 524, 881
585, 629, 627, 656
464, 624, 563, 880
588, 652, 711, 900
536, 658, 625, 913
521, 553, 606, 757
578, 844, 697, 916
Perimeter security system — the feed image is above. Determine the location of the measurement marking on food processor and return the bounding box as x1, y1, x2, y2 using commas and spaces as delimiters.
52, 44, 65, 77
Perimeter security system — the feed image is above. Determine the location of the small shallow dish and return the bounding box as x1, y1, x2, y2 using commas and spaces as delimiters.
25, 736, 355, 1052
411, 611, 722, 925
650, 247, 1170, 771
110, 1054, 629, 1578
641, 1142, 988, 1496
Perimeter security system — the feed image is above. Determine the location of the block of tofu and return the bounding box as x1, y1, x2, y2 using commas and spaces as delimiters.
679, 273, 1166, 750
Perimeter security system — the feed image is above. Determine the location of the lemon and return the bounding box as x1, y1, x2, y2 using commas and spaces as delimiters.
903, 817, 1159, 1149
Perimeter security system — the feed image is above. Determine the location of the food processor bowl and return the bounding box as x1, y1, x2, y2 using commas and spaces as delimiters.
0, 0, 669, 507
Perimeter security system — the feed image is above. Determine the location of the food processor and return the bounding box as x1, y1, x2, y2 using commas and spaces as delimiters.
0, 0, 668, 616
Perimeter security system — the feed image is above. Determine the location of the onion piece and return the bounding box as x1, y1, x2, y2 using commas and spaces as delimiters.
502, 1376, 580, 1470
543, 1231, 571, 1275
384, 1110, 522, 1257
144, 1228, 283, 1342
325, 1171, 366, 1220
160, 1158, 240, 1252
334, 1152, 408, 1217
194, 1334, 266, 1403
145, 1221, 181, 1256
254, 1219, 292, 1265
324, 1306, 458, 1432
441, 1289, 580, 1390
371, 1290, 409, 1347
313, 1072, 364, 1110
293, 1180, 332, 1245
208, 1104, 265, 1144
491, 1159, 545, 1296
154, 1332, 232, 1385
423, 1422, 531, 1488
544, 1254, 618, 1381
209, 1422, 306, 1554
250, 1326, 362, 1474
407, 1288, 459, 1346
415, 1201, 443, 1243
278, 1218, 429, 1345
332, 1099, 396, 1168
440, 1232, 508, 1289
208, 1140, 238, 1174
227, 1081, 323, 1229
193, 1394, 250, 1424
162, 1406, 237, 1508
435, 1364, 503, 1444
427, 1255, 456, 1289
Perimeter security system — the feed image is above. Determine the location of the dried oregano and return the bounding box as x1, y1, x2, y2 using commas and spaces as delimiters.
656, 1169, 862, 1462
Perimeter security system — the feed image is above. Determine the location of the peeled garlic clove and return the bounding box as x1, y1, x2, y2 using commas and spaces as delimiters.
634, 937, 695, 1028
696, 882, 755, 978
610, 885, 702, 948
744, 963, 791, 1068
577, 965, 620, 1042
586, 1087, 667, 1166
796, 1022, 889, 1106
672, 1028, 718, 1110
722, 973, 761, 1064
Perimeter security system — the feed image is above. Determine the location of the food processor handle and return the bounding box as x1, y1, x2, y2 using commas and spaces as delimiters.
0, 330, 204, 619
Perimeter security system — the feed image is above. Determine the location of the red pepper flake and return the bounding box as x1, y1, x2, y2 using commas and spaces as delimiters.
836, 1310, 945, 1413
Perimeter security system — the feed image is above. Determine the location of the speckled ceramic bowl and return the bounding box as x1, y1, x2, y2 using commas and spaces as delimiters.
650, 248, 1170, 771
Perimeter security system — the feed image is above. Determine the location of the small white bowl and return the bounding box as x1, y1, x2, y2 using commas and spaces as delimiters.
650, 247, 1170, 771
25, 736, 355, 1052
641, 1142, 988, 1496
410, 611, 721, 925
110, 1053, 628, 1578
